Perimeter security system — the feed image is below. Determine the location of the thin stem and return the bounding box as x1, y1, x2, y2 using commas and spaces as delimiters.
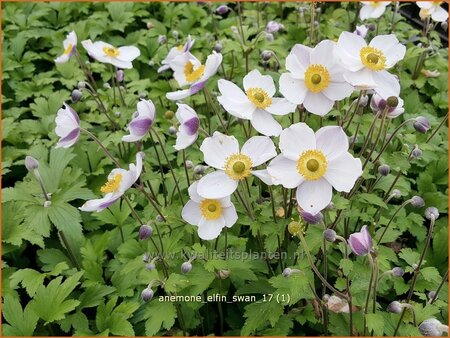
430, 270, 448, 304
182, 149, 191, 187
377, 199, 412, 245
363, 254, 375, 336
58, 230, 82, 270
426, 113, 448, 143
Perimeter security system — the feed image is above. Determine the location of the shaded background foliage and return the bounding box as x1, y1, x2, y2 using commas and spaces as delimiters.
1, 1, 449, 336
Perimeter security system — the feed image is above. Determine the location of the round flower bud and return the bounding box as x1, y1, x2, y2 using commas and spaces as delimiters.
139, 224, 153, 240
217, 269, 230, 279
142, 253, 150, 263
181, 261, 192, 274
168, 126, 177, 135
265, 33, 274, 42
428, 291, 437, 301
392, 267, 405, 277
419, 318, 448, 336
282, 268, 292, 277
323, 229, 337, 243
44, 201, 52, 208
216, 5, 230, 15
378, 164, 390, 176
116, 70, 124, 82
114, 111, 121, 117
301, 210, 323, 224
391, 189, 402, 199
411, 196, 425, 208
147, 21, 155, 29
185, 160, 193, 169
194, 165, 206, 175
103, 83, 111, 90
261, 50, 273, 61
77, 81, 86, 89
172, 30, 179, 39
411, 146, 422, 159
386, 96, 399, 108
214, 43, 223, 53
368, 23, 376, 31
387, 301, 403, 314
158, 35, 167, 44
414, 116, 431, 133
71, 89, 82, 103
141, 287, 154, 302
148, 60, 155, 67
146, 262, 156, 271
164, 110, 174, 120
425, 207, 439, 220
25, 156, 39, 171
155, 215, 164, 222
359, 95, 369, 108
288, 220, 304, 236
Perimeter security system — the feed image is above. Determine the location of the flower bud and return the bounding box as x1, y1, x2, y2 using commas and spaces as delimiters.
194, 165, 206, 175
78, 81, 86, 89
323, 229, 337, 243
185, 160, 193, 169
164, 110, 174, 120
428, 291, 437, 301
25, 156, 39, 171
282, 267, 292, 277
410, 196, 425, 208
387, 301, 403, 314
261, 50, 273, 62
44, 201, 52, 208
146, 262, 156, 271
139, 224, 153, 240
265, 32, 274, 41
217, 269, 230, 279
359, 94, 369, 107
419, 318, 449, 336
216, 5, 230, 15
146, 21, 154, 29
172, 30, 179, 39
181, 261, 192, 274
141, 287, 154, 302
71, 89, 82, 103
103, 83, 111, 90
391, 189, 402, 199
213, 43, 223, 53
114, 111, 121, 117
301, 210, 323, 224
148, 60, 155, 67
378, 164, 390, 176
139, 93, 147, 99
411, 145, 422, 159
386, 96, 399, 108
288, 220, 304, 236
368, 23, 376, 31
155, 215, 164, 222
158, 35, 167, 44
168, 126, 177, 135
348, 225, 372, 256
265, 21, 284, 33
414, 116, 430, 133
425, 207, 439, 220
142, 252, 150, 263
392, 267, 405, 277
116, 70, 124, 82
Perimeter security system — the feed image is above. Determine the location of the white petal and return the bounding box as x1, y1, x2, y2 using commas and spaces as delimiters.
187, 181, 203, 203
303, 92, 335, 116
335, 32, 365, 71
175, 103, 197, 123
322, 81, 354, 101
217, 79, 255, 119
109, 58, 133, 69
250, 109, 282, 137
372, 71, 400, 98
315, 126, 349, 161
166, 89, 192, 101
241, 136, 277, 166
432, 6, 448, 22
279, 73, 308, 105
286, 44, 311, 77
265, 98, 297, 116
200, 132, 239, 169
359, 5, 374, 20
251, 169, 274, 185
182, 200, 202, 225
197, 171, 239, 199
343, 69, 377, 89
369, 35, 405, 68
199, 52, 222, 80
267, 155, 304, 188
79, 192, 122, 212
243, 69, 276, 97
222, 205, 238, 228
279, 122, 316, 161
174, 130, 198, 150
324, 152, 362, 192
117, 46, 140, 62
296, 179, 332, 214
310, 40, 337, 70
55, 54, 70, 64
197, 217, 225, 240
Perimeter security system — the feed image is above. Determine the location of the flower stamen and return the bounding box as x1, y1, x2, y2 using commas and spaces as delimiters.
103, 46, 120, 57
304, 64, 330, 93
297, 150, 328, 180
100, 173, 123, 193
246, 88, 272, 109
63, 43, 73, 55
360, 46, 386, 71
200, 199, 222, 220
184, 61, 205, 83
224, 154, 253, 180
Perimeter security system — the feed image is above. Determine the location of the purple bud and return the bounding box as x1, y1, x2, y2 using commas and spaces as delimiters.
368, 23, 376, 31
425, 207, 439, 220
428, 291, 437, 301
387, 301, 403, 314
261, 50, 273, 61
172, 30, 179, 39
265, 32, 274, 42
141, 288, 154, 302
142, 253, 150, 263
282, 268, 292, 277
139, 224, 153, 240
378, 164, 390, 176
216, 5, 230, 15
392, 267, 405, 277
414, 116, 431, 133
25, 156, 39, 171
411, 196, 425, 208
323, 229, 337, 243
265, 20, 284, 33
419, 319, 448, 336
411, 146, 422, 159
348, 225, 372, 256
194, 165, 206, 175
158, 35, 167, 44
155, 215, 164, 222
71, 89, 82, 103
301, 210, 323, 224
181, 261, 192, 274
145, 262, 156, 271
391, 189, 402, 199
214, 43, 223, 53
116, 70, 124, 82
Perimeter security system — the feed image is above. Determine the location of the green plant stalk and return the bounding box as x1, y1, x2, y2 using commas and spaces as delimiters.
426, 112, 448, 143
148, 131, 168, 206
363, 253, 375, 336
376, 199, 412, 245
58, 230, 82, 270
430, 270, 448, 304
204, 87, 227, 132
182, 149, 191, 187
362, 105, 390, 170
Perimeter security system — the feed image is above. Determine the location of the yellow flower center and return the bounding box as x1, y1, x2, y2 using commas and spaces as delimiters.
63, 43, 73, 55
224, 154, 253, 180
360, 46, 386, 71
433, 1, 442, 5
200, 199, 222, 220
184, 61, 205, 83
246, 88, 272, 109
304, 64, 330, 93
100, 173, 123, 193
103, 46, 120, 57
296, 150, 328, 180
177, 44, 184, 51
370, 1, 381, 7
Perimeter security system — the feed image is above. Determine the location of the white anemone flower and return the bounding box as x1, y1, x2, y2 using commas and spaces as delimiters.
55, 31, 77, 63
158, 35, 195, 73
81, 40, 140, 69
80, 152, 143, 212
55, 103, 81, 148
359, 2, 391, 20
174, 103, 200, 150
122, 99, 156, 142
217, 69, 296, 136
166, 51, 223, 101
267, 123, 362, 214
197, 132, 276, 199
417, 2, 448, 22
279, 40, 354, 116
370, 94, 404, 118
334, 32, 406, 98
182, 181, 238, 240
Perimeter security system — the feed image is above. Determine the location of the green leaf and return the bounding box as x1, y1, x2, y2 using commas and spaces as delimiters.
241, 300, 284, 336
95, 297, 138, 336
144, 301, 177, 336
366, 313, 385, 336
10, 269, 45, 297
2, 295, 39, 336
339, 258, 354, 276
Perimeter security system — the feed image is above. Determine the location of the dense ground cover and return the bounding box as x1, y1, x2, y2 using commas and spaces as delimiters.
1, 1, 449, 336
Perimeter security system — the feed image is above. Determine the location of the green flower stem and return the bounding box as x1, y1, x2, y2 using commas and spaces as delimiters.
426, 112, 448, 144
344, 90, 365, 132
182, 149, 191, 187
58, 230, 82, 271
268, 185, 277, 223
362, 105, 390, 170
430, 269, 448, 304
351, 2, 361, 31
358, 110, 383, 158
33, 169, 51, 202
204, 87, 227, 132
151, 129, 185, 205
297, 232, 348, 300
363, 253, 375, 336
308, 2, 316, 46
148, 131, 168, 206
393, 214, 436, 336
376, 199, 412, 245
389, 2, 400, 34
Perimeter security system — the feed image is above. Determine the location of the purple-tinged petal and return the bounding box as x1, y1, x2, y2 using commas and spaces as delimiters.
183, 117, 200, 135
190, 81, 206, 94
129, 118, 153, 136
